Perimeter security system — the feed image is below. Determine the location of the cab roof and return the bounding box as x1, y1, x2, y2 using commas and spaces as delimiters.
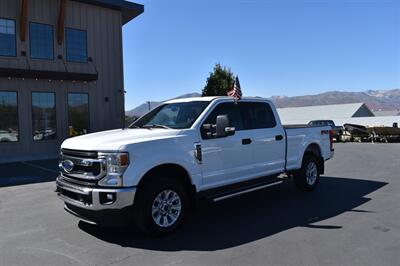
165, 96, 271, 104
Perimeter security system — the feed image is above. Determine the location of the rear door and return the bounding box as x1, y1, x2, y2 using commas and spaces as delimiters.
239, 101, 286, 176
200, 102, 255, 189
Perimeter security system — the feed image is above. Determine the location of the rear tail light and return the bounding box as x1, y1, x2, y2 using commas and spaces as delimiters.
329, 129, 334, 151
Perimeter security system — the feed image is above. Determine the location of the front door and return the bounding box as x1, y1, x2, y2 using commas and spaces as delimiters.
200, 102, 255, 190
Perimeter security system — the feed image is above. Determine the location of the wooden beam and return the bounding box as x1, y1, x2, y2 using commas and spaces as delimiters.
57, 0, 67, 45
20, 0, 28, 42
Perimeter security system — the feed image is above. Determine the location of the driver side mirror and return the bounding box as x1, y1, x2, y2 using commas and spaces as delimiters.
215, 115, 235, 138
202, 115, 236, 139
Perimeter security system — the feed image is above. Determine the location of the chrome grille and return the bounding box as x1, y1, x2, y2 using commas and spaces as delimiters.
60, 149, 106, 181
58, 174, 97, 187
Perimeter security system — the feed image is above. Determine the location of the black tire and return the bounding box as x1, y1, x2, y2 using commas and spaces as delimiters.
133, 176, 189, 236
294, 155, 320, 191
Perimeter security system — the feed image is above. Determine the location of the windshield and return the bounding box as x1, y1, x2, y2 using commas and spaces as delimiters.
130, 101, 210, 129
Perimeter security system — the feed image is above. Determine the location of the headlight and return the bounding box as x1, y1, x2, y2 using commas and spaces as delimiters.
98, 152, 129, 187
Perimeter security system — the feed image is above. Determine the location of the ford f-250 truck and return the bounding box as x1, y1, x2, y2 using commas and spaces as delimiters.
56, 96, 334, 235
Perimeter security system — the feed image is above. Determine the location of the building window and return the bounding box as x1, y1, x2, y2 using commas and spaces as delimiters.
29, 22, 54, 60
68, 93, 89, 137
66, 28, 87, 62
0, 18, 16, 56
32, 92, 57, 141
0, 92, 18, 142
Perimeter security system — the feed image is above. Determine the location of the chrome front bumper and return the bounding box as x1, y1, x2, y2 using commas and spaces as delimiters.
56, 176, 136, 211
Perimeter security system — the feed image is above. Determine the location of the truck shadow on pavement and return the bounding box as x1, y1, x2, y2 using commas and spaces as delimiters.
79, 176, 387, 251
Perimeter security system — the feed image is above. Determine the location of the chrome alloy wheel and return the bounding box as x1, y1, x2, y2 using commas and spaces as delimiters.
305, 161, 318, 186
151, 189, 182, 228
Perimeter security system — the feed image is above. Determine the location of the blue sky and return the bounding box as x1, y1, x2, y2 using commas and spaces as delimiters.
122, 0, 400, 110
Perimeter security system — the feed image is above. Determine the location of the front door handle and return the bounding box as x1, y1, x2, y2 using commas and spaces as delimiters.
275, 135, 284, 141
242, 138, 252, 145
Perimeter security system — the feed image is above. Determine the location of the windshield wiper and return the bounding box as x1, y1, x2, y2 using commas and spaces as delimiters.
142, 124, 171, 129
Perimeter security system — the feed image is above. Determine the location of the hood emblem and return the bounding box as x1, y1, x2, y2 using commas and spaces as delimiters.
60, 160, 74, 173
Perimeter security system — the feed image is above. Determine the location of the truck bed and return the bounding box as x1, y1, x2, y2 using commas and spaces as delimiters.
283, 124, 317, 129
284, 125, 333, 171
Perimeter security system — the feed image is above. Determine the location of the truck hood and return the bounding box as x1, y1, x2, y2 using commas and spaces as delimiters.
61, 128, 180, 151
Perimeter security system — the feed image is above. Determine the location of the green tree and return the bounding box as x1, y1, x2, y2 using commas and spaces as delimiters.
202, 63, 235, 96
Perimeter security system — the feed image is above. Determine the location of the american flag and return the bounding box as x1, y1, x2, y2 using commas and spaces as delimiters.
227, 76, 242, 101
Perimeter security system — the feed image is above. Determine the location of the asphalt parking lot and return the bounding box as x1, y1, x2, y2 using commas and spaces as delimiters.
0, 159, 59, 187
0, 143, 399, 266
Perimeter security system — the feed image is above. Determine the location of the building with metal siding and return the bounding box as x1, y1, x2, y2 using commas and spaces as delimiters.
277, 102, 400, 127
277, 103, 375, 125
0, 0, 143, 162
372, 110, 400, 117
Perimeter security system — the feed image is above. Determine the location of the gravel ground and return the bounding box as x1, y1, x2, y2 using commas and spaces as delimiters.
0, 143, 399, 266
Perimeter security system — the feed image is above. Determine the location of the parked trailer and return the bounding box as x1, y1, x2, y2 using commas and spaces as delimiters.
343, 123, 400, 143
343, 124, 370, 142
367, 127, 400, 143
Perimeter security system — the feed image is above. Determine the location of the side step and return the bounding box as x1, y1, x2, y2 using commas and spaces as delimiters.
212, 180, 283, 202
199, 176, 285, 203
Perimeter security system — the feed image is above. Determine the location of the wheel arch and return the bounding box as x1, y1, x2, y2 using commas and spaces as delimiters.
136, 163, 197, 206
303, 143, 324, 174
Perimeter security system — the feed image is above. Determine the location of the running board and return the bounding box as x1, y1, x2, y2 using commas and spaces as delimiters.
212, 180, 283, 202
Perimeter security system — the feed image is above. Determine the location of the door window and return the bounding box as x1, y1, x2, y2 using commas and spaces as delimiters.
202, 102, 243, 138
239, 102, 276, 129
0, 91, 18, 142
32, 92, 56, 141
68, 93, 89, 137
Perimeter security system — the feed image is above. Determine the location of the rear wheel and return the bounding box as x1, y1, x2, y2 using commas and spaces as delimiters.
294, 155, 320, 191
134, 176, 189, 235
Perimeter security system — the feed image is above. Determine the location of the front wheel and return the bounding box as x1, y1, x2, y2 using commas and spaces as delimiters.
294, 155, 320, 191
134, 177, 189, 235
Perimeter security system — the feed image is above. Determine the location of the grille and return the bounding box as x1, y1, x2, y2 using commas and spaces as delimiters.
60, 149, 106, 182
72, 163, 101, 176
59, 174, 97, 187
61, 148, 97, 159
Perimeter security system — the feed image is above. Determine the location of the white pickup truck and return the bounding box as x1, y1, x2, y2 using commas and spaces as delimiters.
56, 96, 334, 235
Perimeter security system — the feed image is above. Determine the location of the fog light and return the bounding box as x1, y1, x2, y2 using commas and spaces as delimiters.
100, 192, 116, 205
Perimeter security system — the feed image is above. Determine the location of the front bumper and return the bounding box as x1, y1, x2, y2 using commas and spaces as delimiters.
55, 176, 136, 211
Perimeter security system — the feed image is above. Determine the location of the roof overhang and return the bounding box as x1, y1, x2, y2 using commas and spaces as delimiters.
73, 0, 144, 24
0, 67, 98, 82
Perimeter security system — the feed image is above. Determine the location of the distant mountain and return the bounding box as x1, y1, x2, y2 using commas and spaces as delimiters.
271, 89, 400, 111
126, 89, 400, 117
126, 93, 201, 117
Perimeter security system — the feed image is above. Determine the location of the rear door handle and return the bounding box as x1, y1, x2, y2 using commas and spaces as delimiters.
242, 138, 252, 145
275, 135, 283, 141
